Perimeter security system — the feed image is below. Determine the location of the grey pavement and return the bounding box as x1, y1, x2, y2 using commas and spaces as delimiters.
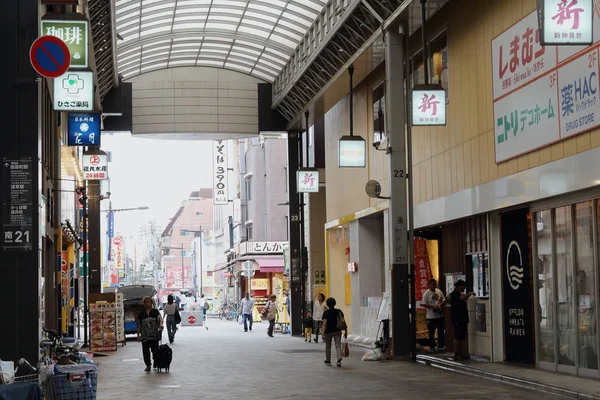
96, 319, 559, 400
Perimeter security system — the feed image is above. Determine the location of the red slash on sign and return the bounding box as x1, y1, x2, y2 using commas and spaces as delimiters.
187, 316, 196, 324
90, 155, 100, 166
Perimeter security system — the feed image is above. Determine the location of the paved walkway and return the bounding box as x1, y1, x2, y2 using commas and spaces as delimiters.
96, 319, 558, 400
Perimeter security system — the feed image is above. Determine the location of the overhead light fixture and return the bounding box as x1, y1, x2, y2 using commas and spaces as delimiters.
339, 65, 366, 168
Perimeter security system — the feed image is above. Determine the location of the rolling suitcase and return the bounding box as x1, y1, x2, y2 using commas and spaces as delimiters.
155, 343, 172, 372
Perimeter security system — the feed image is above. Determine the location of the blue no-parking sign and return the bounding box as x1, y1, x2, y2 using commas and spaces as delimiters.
68, 113, 101, 146
29, 35, 70, 78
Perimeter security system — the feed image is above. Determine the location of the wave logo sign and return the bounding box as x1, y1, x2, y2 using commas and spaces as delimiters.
506, 240, 524, 290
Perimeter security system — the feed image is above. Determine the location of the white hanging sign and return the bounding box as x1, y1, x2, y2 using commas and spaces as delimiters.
540, 0, 594, 45
297, 170, 319, 193
213, 140, 228, 205
411, 85, 447, 126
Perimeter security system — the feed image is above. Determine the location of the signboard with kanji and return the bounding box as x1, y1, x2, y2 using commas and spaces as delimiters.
411, 85, 447, 126
540, 0, 594, 45
2, 158, 34, 251
213, 140, 228, 205
82, 153, 108, 180
41, 19, 88, 68
54, 71, 94, 111
297, 170, 319, 193
492, 7, 600, 162
68, 113, 101, 146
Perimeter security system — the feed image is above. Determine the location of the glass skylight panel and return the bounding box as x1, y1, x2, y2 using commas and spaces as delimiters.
229, 50, 259, 61
238, 26, 270, 38
269, 34, 297, 49
244, 11, 277, 24
277, 18, 307, 36
141, 3, 174, 14
197, 60, 226, 67
169, 60, 196, 66
226, 56, 255, 67
246, 3, 283, 16
296, 0, 326, 12
260, 52, 286, 64
231, 45, 261, 56
120, 25, 141, 37
234, 39, 263, 50
116, 2, 139, 16
116, 11, 140, 24
255, 59, 281, 73
274, 27, 302, 42
203, 42, 232, 49
266, 0, 288, 9
212, 0, 248, 8
172, 22, 205, 30
175, 8, 208, 16
286, 3, 316, 18
252, 69, 275, 81
226, 63, 252, 73
141, 10, 174, 23
140, 25, 172, 36
281, 11, 311, 27
201, 48, 229, 54
178, 0, 212, 6
171, 42, 201, 48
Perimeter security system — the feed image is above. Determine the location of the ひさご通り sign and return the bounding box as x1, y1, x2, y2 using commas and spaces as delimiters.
492, 8, 600, 163
68, 113, 101, 146
297, 170, 319, 193
540, 0, 593, 45
41, 19, 88, 67
411, 85, 446, 126
213, 140, 228, 205
82, 153, 108, 180
54, 71, 94, 111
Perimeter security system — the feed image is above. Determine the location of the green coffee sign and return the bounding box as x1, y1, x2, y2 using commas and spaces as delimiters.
41, 20, 88, 68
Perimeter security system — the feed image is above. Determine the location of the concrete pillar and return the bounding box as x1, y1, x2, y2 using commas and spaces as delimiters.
385, 26, 411, 358
88, 181, 102, 293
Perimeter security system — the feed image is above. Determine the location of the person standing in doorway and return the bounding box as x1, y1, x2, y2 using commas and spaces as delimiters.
421, 278, 446, 352
321, 297, 347, 367
137, 296, 162, 372
241, 292, 255, 332
449, 279, 475, 361
162, 294, 178, 343
264, 294, 278, 337
312, 293, 327, 343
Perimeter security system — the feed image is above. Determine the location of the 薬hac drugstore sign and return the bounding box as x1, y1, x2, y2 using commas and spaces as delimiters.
492, 8, 600, 163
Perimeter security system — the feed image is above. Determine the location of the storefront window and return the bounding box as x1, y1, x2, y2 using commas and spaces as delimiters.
577, 201, 597, 369
555, 206, 575, 367
537, 209, 554, 363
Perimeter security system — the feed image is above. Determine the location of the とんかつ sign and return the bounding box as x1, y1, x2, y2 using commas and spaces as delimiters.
540, 0, 594, 45
82, 153, 108, 180
68, 113, 101, 146
411, 84, 446, 126
213, 140, 228, 205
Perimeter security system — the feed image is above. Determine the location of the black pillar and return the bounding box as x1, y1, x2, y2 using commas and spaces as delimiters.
1, 0, 41, 366
88, 181, 102, 293
287, 130, 302, 336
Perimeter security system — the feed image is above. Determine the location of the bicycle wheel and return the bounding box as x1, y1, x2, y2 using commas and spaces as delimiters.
226, 311, 235, 321
219, 310, 224, 320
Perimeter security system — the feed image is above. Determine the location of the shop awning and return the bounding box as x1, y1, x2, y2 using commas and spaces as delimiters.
257, 258, 284, 273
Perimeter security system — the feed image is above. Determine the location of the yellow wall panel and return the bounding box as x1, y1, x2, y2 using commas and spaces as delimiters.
506, 158, 518, 176
528, 150, 540, 169
426, 158, 433, 201
478, 133, 490, 183
517, 155, 528, 172
472, 137, 481, 186
576, 133, 591, 154
456, 145, 465, 192
539, 147, 552, 165
591, 128, 600, 148
563, 137, 577, 157
444, 150, 452, 197
463, 140, 473, 189
551, 142, 564, 161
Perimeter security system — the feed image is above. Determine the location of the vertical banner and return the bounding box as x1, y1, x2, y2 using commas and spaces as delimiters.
61, 251, 69, 334
414, 237, 433, 303
112, 236, 123, 269
213, 140, 228, 205
501, 208, 534, 364
116, 293, 125, 344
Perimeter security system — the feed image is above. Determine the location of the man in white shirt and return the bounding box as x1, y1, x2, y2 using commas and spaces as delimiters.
421, 278, 447, 352
241, 292, 255, 332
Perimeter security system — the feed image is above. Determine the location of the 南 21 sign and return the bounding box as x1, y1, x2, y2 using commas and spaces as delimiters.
213, 140, 228, 205
539, 0, 594, 45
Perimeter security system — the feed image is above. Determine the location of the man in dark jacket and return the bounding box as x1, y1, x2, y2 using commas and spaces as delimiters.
449, 279, 474, 361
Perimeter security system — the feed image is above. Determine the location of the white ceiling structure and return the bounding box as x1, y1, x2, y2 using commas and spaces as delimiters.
115, 0, 329, 81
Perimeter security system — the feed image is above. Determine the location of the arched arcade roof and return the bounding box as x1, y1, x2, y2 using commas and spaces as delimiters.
115, 0, 328, 81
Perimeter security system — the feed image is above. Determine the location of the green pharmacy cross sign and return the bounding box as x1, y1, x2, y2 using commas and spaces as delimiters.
41, 20, 88, 68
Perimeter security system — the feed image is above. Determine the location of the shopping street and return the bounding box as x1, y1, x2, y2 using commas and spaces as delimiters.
96, 319, 560, 400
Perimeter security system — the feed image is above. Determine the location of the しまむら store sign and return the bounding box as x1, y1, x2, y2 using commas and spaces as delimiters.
82, 153, 108, 180
492, 7, 600, 163
539, 0, 594, 45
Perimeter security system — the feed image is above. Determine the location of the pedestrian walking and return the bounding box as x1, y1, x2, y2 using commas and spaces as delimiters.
304, 311, 313, 342
162, 294, 178, 343
201, 294, 209, 330
449, 279, 474, 361
241, 292, 255, 332
321, 297, 347, 367
312, 293, 327, 343
137, 296, 163, 372
263, 294, 278, 337
421, 278, 447, 352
